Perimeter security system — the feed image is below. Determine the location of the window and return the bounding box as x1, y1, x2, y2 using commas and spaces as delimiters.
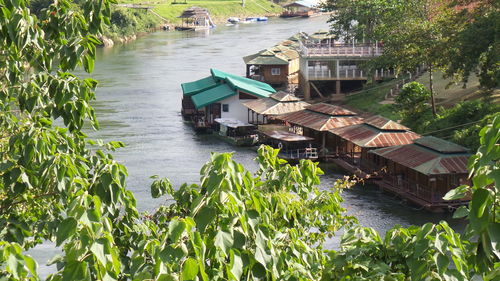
222, 104, 229, 112
271, 68, 281, 75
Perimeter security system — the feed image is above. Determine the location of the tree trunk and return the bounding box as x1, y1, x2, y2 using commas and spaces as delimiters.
429, 64, 436, 116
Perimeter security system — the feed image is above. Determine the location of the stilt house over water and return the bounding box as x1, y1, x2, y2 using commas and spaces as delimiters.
281, 0, 320, 18
243, 41, 300, 87
368, 136, 471, 211
181, 69, 276, 131
328, 115, 421, 171
243, 91, 310, 124
277, 103, 364, 154
176, 6, 215, 31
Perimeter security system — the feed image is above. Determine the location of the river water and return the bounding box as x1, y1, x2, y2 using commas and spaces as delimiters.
31, 16, 465, 276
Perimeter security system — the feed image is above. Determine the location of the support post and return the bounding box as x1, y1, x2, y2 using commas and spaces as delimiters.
336, 80, 341, 95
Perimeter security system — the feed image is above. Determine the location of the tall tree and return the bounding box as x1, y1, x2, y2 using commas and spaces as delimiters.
326, 0, 487, 116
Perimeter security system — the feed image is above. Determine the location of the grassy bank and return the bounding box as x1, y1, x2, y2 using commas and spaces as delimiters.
119, 0, 283, 24
342, 79, 401, 120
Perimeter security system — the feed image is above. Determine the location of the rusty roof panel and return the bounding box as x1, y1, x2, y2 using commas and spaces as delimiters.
243, 98, 309, 115
414, 136, 468, 154
279, 110, 363, 131
370, 142, 470, 175
364, 115, 410, 131
330, 124, 420, 148
305, 103, 357, 116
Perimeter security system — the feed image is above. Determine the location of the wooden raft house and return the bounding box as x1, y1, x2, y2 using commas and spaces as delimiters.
176, 7, 215, 31
277, 103, 364, 155
281, 0, 320, 18
368, 136, 471, 211
243, 91, 310, 125
181, 68, 276, 132
258, 130, 318, 163
243, 41, 300, 87
327, 116, 421, 176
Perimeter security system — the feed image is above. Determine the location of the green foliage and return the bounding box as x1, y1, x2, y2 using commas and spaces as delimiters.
0, 1, 499, 280
104, 7, 158, 38
441, 1, 499, 89
395, 81, 432, 125
134, 146, 355, 280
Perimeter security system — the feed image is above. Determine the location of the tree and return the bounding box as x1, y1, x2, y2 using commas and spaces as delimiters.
1, 0, 499, 280
440, 0, 499, 90
328, 0, 490, 116
395, 82, 432, 118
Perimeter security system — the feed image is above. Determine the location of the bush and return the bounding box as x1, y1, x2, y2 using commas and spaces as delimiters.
396, 82, 433, 130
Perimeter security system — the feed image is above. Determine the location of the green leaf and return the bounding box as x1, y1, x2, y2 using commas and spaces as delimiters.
181, 258, 199, 280
62, 261, 88, 281
90, 240, 107, 266
168, 219, 187, 243
469, 189, 492, 233
194, 206, 216, 233
214, 230, 233, 256
56, 217, 78, 246
229, 249, 244, 280
443, 185, 469, 201
452, 206, 469, 219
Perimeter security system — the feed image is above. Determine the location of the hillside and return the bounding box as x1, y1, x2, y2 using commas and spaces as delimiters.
120, 0, 283, 24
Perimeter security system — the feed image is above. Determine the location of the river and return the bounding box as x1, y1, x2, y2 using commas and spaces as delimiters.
30, 15, 465, 276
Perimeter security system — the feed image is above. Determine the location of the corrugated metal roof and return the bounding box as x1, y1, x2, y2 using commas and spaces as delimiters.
210, 68, 276, 93
181, 76, 217, 96
284, 0, 319, 9
305, 103, 357, 116
191, 84, 235, 109
370, 139, 470, 175
246, 55, 288, 66
261, 130, 314, 142
243, 97, 309, 115
278, 109, 364, 131
414, 136, 469, 153
178, 6, 210, 18
183, 69, 275, 109
364, 115, 410, 131
271, 92, 302, 102
214, 118, 255, 128
330, 123, 421, 148
226, 77, 273, 98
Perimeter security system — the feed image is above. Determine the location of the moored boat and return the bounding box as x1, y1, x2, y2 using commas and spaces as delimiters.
258, 130, 318, 162
214, 118, 258, 146
257, 16, 268, 21
227, 17, 240, 24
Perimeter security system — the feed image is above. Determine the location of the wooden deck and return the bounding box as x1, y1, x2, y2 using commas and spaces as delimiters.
373, 179, 467, 212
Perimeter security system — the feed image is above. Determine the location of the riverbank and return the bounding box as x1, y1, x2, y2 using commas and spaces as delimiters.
101, 0, 283, 46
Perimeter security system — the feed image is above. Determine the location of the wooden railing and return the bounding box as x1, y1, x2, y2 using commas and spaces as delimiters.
382, 175, 440, 204
279, 148, 318, 160
307, 68, 395, 79
299, 41, 383, 57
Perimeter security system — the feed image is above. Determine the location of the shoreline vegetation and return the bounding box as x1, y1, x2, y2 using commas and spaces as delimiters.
101, 0, 283, 47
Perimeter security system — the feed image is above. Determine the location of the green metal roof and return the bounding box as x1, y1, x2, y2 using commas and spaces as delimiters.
246, 55, 288, 66
210, 68, 276, 93
181, 76, 217, 96
226, 77, 273, 98
191, 83, 236, 109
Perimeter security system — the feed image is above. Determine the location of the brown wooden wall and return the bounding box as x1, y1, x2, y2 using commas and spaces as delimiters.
262, 65, 288, 85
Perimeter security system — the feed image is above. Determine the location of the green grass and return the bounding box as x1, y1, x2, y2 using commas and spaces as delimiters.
119, 0, 283, 24
414, 71, 483, 106
343, 79, 402, 120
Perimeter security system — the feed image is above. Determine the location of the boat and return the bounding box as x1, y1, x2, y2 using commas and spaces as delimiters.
258, 130, 318, 163
227, 17, 240, 24
245, 17, 258, 22
214, 118, 258, 146
257, 16, 268, 21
